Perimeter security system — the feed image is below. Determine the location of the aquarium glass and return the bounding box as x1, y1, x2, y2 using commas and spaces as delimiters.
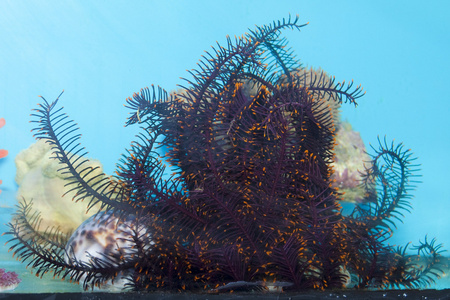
0, 0, 449, 296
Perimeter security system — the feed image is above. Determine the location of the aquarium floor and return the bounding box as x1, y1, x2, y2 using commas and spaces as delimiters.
0, 290, 450, 300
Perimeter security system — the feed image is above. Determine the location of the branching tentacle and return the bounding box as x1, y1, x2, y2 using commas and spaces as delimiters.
30, 92, 131, 214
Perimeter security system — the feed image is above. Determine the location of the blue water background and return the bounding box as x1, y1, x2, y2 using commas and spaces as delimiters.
0, 0, 449, 291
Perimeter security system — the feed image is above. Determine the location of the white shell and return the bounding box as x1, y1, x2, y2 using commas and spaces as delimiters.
64, 211, 153, 290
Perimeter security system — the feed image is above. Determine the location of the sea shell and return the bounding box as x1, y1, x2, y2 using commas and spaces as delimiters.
64, 211, 153, 290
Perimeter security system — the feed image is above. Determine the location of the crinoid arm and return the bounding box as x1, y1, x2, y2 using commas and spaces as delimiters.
124, 84, 172, 129
118, 16, 367, 291
29, 91, 182, 218
352, 137, 420, 230
295, 70, 365, 106
5, 200, 70, 256
341, 138, 444, 288
5, 199, 167, 290
30, 91, 132, 214
122, 15, 309, 132
7, 92, 194, 289
383, 237, 446, 289
4, 200, 133, 289
122, 16, 364, 188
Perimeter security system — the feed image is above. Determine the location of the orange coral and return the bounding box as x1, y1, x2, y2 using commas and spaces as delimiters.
0, 118, 7, 194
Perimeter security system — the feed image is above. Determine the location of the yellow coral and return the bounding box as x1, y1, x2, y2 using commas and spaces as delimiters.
15, 140, 105, 233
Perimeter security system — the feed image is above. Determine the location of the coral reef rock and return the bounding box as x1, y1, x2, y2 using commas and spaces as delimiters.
331, 121, 373, 202
14, 140, 106, 233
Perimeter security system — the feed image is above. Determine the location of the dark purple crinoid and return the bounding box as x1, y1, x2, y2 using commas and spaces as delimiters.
5, 16, 445, 292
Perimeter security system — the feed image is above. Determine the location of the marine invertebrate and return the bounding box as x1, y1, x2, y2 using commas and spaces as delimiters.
4, 16, 444, 292
0, 268, 21, 291
64, 211, 153, 291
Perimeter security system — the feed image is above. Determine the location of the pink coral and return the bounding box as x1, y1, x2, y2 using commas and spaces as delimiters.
0, 268, 21, 291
